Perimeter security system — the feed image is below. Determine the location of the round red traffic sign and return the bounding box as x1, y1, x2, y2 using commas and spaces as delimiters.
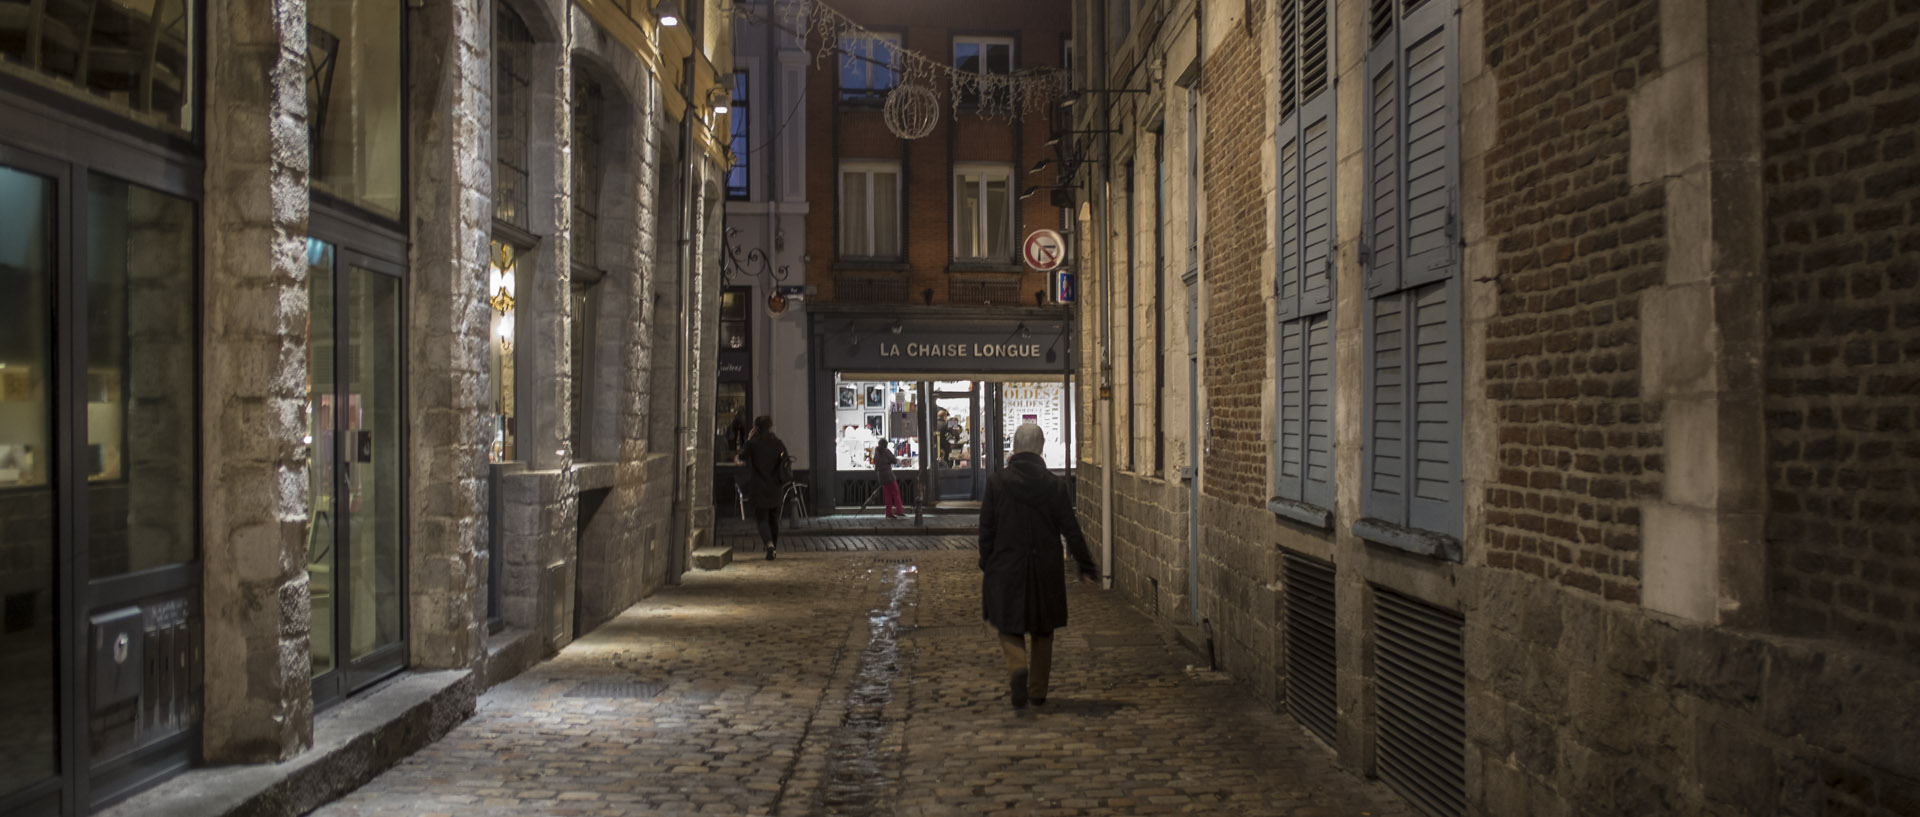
1023, 229, 1066, 272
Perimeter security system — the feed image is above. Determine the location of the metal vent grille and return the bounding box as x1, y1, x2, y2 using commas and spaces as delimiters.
836, 276, 908, 304
1282, 551, 1337, 745
1373, 586, 1465, 817
948, 278, 1023, 305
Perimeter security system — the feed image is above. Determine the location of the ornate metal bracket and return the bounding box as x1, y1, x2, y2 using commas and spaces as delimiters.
719, 226, 789, 288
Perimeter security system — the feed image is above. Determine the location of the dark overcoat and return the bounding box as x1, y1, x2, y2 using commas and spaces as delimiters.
979, 452, 1097, 635
738, 433, 789, 510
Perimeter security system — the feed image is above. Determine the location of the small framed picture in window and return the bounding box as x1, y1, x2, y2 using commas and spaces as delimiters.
865, 386, 883, 407
838, 386, 858, 409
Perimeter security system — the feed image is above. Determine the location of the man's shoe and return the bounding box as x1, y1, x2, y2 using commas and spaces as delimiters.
1031, 697, 1046, 706
765, 546, 776, 561
1010, 669, 1029, 708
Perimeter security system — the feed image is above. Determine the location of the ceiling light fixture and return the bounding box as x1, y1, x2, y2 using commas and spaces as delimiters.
655, 0, 681, 26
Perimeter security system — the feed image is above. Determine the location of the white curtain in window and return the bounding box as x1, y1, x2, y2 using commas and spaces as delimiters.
841, 170, 869, 254
873, 169, 900, 256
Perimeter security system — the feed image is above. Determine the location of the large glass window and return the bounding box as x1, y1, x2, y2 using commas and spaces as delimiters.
726, 69, 749, 200
0, 0, 197, 132
1000, 381, 1075, 467
954, 165, 1013, 260
86, 175, 196, 576
839, 32, 898, 104
715, 288, 749, 463
309, 0, 404, 217
839, 161, 900, 258
493, 4, 533, 228
571, 70, 602, 272
0, 163, 56, 800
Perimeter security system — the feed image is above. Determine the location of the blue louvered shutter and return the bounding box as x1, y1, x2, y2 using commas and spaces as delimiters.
1364, 292, 1408, 522
1276, 114, 1304, 322
1399, 0, 1457, 288
1363, 26, 1401, 297
1277, 317, 1307, 500
1302, 314, 1335, 509
1407, 280, 1460, 537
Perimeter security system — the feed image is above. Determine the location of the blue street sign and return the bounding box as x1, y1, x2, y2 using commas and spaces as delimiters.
1052, 271, 1077, 304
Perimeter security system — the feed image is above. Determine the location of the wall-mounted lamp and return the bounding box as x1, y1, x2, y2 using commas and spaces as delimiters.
890, 319, 903, 335
1029, 158, 1053, 174
707, 84, 731, 115
654, 0, 681, 26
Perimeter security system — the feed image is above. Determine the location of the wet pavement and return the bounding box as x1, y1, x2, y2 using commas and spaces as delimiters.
311, 536, 1415, 817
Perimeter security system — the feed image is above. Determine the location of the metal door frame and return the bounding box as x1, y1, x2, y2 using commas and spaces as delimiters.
306, 211, 409, 707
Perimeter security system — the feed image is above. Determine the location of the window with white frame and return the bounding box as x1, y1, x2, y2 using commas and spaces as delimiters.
1273, 0, 1336, 517
953, 165, 1014, 260
840, 162, 902, 258
1357, 0, 1462, 548
953, 36, 1014, 108
839, 32, 899, 104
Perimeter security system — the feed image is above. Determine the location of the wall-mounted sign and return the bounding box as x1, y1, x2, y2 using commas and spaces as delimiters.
1023, 229, 1066, 272
1052, 270, 1077, 304
718, 352, 749, 379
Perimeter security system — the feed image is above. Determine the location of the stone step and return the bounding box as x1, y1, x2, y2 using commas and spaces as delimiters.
691, 545, 734, 570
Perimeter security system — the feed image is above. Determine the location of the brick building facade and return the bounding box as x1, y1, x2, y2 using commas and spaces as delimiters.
1071, 1, 1919, 815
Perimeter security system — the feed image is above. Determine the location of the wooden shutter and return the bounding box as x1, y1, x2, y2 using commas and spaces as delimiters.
1363, 36, 1401, 296
1364, 293, 1407, 522
1299, 97, 1335, 315
1399, 0, 1457, 288
1277, 316, 1307, 500
1275, 117, 1304, 321
1407, 281, 1460, 536
1303, 314, 1335, 508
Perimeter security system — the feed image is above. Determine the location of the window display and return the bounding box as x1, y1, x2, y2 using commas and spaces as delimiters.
833, 375, 919, 471
1000, 381, 1074, 467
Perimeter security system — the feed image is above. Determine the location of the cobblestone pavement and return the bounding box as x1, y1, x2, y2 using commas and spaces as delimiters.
312, 538, 1415, 817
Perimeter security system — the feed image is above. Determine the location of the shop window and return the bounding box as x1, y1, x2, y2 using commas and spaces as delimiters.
1000, 381, 1074, 467
715, 288, 750, 463
726, 69, 749, 200
954, 165, 1013, 261
493, 3, 534, 230
838, 31, 898, 105
85, 175, 197, 576
839, 161, 900, 259
310, 0, 404, 218
832, 376, 922, 472
0, 0, 197, 132
487, 239, 522, 462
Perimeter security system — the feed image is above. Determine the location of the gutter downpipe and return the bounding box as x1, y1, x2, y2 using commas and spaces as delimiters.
1094, 0, 1115, 590
670, 12, 702, 581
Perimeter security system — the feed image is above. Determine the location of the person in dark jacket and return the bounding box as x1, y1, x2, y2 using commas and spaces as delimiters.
979, 423, 1097, 708
872, 443, 904, 518
734, 415, 790, 560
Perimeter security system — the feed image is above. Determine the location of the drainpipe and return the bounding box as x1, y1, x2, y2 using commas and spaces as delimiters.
1093, 0, 1114, 590
670, 23, 702, 580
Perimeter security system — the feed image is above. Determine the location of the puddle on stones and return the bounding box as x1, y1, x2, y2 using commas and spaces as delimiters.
815, 564, 916, 816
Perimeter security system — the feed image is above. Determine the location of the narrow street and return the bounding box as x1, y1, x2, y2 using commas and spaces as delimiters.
310, 535, 1412, 817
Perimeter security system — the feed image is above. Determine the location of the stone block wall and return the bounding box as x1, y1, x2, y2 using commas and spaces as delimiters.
1106, 471, 1190, 622
1760, 0, 1920, 653
1479, 0, 1666, 603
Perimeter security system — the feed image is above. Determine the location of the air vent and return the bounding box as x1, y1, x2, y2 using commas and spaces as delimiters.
1373, 586, 1465, 817
1282, 551, 1337, 745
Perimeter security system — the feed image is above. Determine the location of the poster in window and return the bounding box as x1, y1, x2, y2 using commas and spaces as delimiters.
864, 413, 884, 437
864, 386, 883, 407
838, 385, 858, 409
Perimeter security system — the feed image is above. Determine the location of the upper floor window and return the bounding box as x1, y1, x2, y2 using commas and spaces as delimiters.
571, 69, 603, 273
727, 70, 750, 200
953, 165, 1013, 261
311, 0, 404, 218
1273, 0, 1336, 516
840, 161, 901, 258
953, 36, 1013, 108
839, 32, 898, 104
493, 4, 534, 229
0, 0, 198, 133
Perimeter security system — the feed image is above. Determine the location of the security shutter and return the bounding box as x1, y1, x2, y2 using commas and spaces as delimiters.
1283, 551, 1337, 746
1373, 586, 1465, 817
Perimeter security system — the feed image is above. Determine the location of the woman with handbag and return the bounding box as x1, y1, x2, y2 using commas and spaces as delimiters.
735, 415, 791, 560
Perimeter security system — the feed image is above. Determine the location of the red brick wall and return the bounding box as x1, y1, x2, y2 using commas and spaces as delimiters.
1199, 12, 1270, 508
1761, 0, 1920, 652
801, 0, 1070, 304
1479, 0, 1665, 602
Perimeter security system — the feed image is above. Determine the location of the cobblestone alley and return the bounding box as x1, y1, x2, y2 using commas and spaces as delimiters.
309, 536, 1414, 817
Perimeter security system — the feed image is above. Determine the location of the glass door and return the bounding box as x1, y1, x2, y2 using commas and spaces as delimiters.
932, 382, 978, 501
306, 239, 406, 704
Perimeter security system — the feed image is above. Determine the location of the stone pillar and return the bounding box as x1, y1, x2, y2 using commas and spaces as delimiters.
406, 0, 489, 670
200, 0, 313, 763
1630, 0, 1768, 626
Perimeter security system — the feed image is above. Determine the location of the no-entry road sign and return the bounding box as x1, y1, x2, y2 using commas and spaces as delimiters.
1023, 229, 1066, 272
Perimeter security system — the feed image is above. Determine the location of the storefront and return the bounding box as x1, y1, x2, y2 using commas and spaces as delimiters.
808, 310, 1075, 514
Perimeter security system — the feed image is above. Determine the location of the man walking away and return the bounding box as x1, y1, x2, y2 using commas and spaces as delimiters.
734, 415, 790, 560
978, 423, 1097, 708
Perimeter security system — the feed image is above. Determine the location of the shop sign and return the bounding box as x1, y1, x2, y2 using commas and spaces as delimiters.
825, 326, 1067, 373
719, 351, 750, 379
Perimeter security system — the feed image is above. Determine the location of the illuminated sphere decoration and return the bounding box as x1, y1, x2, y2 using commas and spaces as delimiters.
884, 83, 940, 140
